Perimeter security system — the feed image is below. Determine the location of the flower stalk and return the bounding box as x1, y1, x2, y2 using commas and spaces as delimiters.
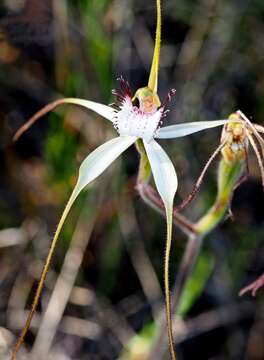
137, 0, 177, 357
195, 158, 243, 235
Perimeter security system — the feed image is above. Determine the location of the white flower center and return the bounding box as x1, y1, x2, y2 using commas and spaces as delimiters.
113, 97, 162, 142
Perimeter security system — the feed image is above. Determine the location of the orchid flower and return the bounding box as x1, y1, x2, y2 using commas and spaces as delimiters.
11, 1, 227, 359
12, 79, 227, 360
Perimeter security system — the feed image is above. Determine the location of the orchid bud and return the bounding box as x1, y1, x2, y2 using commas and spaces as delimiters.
221, 112, 248, 165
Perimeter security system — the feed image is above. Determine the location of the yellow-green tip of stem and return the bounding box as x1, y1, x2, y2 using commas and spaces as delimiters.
148, 0, 161, 93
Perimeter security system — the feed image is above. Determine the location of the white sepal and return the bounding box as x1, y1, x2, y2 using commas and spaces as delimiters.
143, 139, 178, 209
157, 120, 228, 139
50, 135, 136, 256
63, 98, 115, 122
76, 136, 136, 192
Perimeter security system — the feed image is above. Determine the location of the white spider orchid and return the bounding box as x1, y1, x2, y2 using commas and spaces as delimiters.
14, 79, 227, 228
11, 0, 227, 359
12, 77, 227, 357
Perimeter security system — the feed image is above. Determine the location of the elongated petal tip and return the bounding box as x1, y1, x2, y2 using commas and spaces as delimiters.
157, 120, 228, 139
13, 98, 115, 142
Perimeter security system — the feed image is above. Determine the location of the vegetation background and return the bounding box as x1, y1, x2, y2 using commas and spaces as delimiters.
0, 0, 264, 359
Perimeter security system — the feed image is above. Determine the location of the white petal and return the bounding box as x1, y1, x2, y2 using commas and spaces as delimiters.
157, 120, 228, 139
76, 136, 136, 192
49, 135, 136, 257
143, 140, 178, 212
63, 98, 115, 122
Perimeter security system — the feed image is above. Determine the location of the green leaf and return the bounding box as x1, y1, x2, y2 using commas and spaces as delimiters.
177, 252, 215, 317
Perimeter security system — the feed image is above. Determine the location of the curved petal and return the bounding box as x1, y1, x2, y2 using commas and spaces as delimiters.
61, 136, 137, 226
76, 136, 136, 191
143, 139, 178, 360
143, 140, 178, 207
157, 120, 228, 139
11, 136, 136, 358
62, 98, 115, 122
13, 98, 115, 141
56, 135, 137, 229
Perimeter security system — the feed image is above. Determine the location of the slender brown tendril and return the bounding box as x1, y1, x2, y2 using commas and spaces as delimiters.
13, 99, 69, 141
247, 131, 264, 189
238, 111, 264, 158
253, 123, 264, 134
176, 141, 227, 211
13, 98, 99, 142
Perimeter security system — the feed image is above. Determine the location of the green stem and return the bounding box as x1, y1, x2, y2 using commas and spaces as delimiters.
136, 139, 151, 184
195, 159, 243, 235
